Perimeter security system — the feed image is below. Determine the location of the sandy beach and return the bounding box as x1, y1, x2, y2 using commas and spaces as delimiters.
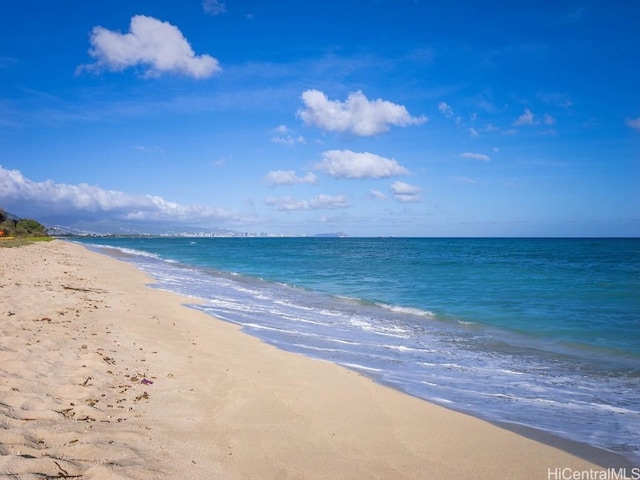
0, 240, 619, 479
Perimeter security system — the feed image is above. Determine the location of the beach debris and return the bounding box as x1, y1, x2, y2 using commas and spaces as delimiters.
53, 460, 79, 479
62, 284, 106, 293
134, 392, 150, 402
59, 408, 75, 419
141, 378, 153, 385
102, 355, 115, 365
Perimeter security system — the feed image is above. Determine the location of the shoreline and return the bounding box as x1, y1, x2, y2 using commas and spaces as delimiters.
364, 374, 636, 470
490, 421, 635, 470
0, 240, 631, 478
362, 372, 636, 470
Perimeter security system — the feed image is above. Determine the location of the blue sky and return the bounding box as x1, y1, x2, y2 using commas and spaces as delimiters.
1, 0, 639, 236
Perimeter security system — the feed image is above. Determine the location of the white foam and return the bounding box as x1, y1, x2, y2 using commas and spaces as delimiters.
383, 345, 433, 353
92, 244, 162, 260
274, 299, 315, 310
457, 320, 476, 326
329, 338, 362, 346
378, 303, 436, 318
339, 362, 384, 373
293, 344, 342, 353
241, 323, 319, 338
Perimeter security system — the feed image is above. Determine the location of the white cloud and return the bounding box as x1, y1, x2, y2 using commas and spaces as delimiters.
310, 194, 350, 209
270, 125, 306, 146
134, 145, 164, 154
0, 165, 231, 222
438, 101, 454, 118
626, 117, 640, 130
461, 152, 490, 161
270, 135, 306, 146
203, 0, 226, 15
297, 90, 426, 136
265, 170, 317, 187
514, 108, 536, 126
78, 15, 221, 79
369, 189, 387, 200
315, 150, 409, 179
264, 194, 350, 211
513, 109, 558, 129
451, 176, 478, 184
390, 181, 421, 203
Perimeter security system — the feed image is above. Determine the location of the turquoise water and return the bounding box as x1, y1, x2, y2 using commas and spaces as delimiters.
77, 237, 640, 464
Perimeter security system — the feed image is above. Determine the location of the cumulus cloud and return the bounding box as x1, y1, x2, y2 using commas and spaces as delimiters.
264, 194, 350, 211
514, 108, 536, 126
315, 150, 409, 179
512, 109, 560, 132
390, 181, 421, 203
461, 152, 490, 161
626, 117, 640, 130
270, 125, 306, 146
78, 15, 221, 79
297, 90, 426, 136
203, 0, 226, 15
438, 101, 454, 118
265, 170, 317, 187
0, 165, 231, 223
369, 189, 387, 200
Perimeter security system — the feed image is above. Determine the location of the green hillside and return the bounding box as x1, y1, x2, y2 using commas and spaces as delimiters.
0, 209, 49, 239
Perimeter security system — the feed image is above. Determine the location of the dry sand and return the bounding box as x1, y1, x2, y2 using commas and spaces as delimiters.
0, 240, 614, 479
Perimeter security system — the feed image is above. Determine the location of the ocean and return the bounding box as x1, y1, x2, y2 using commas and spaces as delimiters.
75, 237, 640, 465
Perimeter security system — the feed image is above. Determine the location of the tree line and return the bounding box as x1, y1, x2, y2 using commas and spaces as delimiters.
0, 209, 48, 237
